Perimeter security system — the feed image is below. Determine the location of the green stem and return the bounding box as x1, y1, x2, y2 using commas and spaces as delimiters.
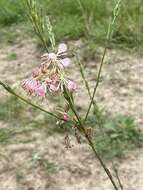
76, 54, 123, 190
25, 0, 49, 52
63, 86, 119, 190
84, 0, 122, 122
84, 46, 107, 122
0, 81, 60, 120
112, 162, 124, 190
75, 55, 102, 126
84, 132, 119, 190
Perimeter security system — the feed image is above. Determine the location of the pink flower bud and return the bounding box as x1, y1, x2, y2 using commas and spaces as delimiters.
63, 112, 68, 122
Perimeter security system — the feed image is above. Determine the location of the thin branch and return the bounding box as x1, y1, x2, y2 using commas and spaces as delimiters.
25, 0, 49, 51
63, 86, 119, 190
75, 55, 104, 128
0, 81, 60, 120
112, 162, 124, 190
84, 46, 107, 122
84, 0, 122, 122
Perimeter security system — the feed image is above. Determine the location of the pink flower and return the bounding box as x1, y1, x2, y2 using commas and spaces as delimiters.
57, 43, 67, 54
57, 43, 71, 67
67, 80, 77, 92
63, 112, 69, 122
22, 44, 78, 98
41, 43, 71, 69
48, 53, 57, 62
22, 79, 47, 97
22, 79, 38, 94
34, 84, 47, 97
46, 74, 61, 93
60, 58, 71, 67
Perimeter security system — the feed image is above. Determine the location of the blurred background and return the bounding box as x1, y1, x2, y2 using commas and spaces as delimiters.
0, 0, 143, 190
0, 0, 143, 48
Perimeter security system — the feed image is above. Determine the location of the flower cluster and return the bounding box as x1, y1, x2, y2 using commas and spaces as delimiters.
22, 43, 77, 98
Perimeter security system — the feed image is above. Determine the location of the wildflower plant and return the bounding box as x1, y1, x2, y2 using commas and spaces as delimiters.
0, 0, 123, 190
22, 43, 74, 97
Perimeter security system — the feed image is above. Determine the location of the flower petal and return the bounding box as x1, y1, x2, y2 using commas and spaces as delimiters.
57, 43, 67, 54
48, 53, 57, 61
67, 80, 77, 92
35, 84, 47, 97
22, 79, 47, 97
60, 58, 71, 67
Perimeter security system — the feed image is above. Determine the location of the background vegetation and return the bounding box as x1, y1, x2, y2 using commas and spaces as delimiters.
0, 0, 143, 48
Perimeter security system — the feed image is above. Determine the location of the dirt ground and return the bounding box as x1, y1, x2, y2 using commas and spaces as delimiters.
0, 40, 143, 190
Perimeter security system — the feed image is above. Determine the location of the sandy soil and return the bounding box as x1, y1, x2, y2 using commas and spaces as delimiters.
0, 40, 143, 190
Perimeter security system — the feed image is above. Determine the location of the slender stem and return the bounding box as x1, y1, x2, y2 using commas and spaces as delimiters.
84, 0, 122, 122
75, 55, 92, 99
112, 162, 124, 190
25, 0, 49, 52
84, 46, 107, 122
76, 51, 123, 190
63, 86, 81, 124
76, 56, 123, 190
0, 81, 60, 120
84, 133, 119, 190
75, 55, 104, 128
63, 87, 119, 190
